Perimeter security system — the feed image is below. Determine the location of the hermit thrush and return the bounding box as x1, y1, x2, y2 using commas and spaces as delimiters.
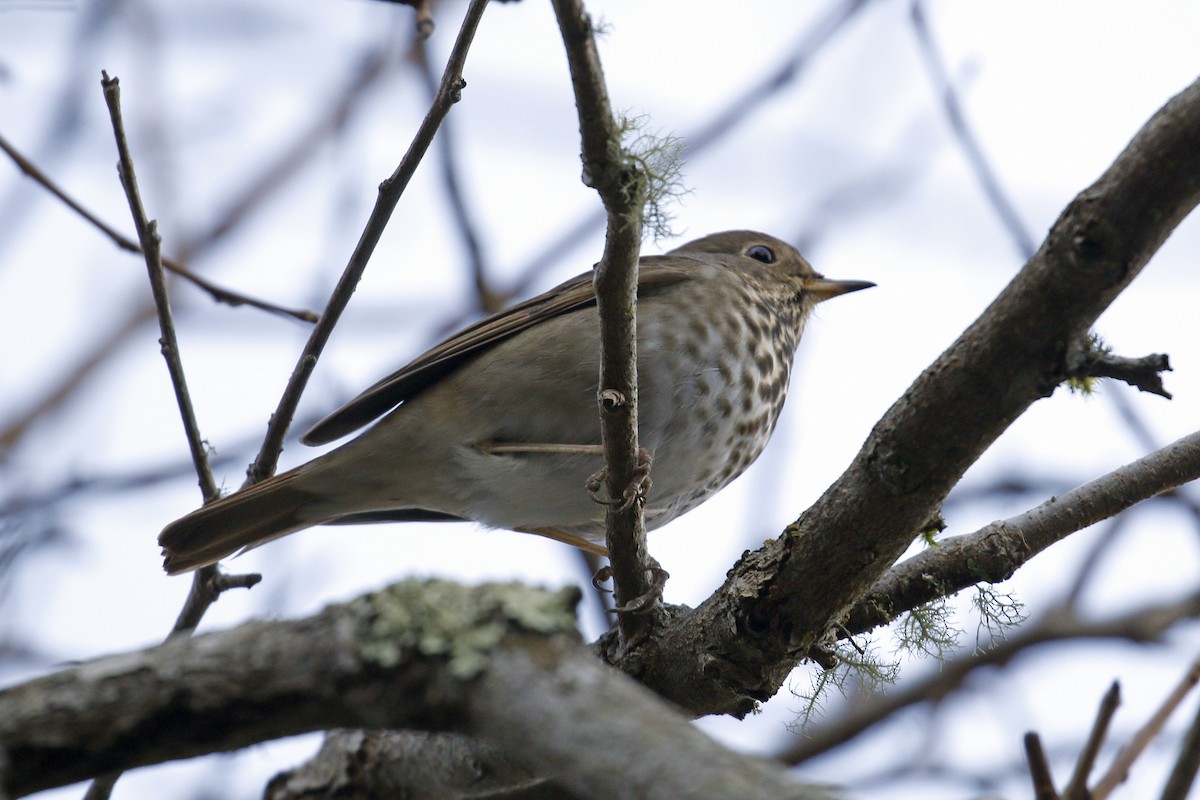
158, 231, 872, 574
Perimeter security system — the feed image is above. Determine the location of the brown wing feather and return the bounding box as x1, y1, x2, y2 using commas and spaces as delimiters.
301, 259, 695, 445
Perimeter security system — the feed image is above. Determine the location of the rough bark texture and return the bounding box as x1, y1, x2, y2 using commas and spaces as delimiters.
600, 75, 1200, 717
0, 580, 830, 800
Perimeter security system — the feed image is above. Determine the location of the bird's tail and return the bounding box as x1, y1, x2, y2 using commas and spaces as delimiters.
158, 467, 331, 575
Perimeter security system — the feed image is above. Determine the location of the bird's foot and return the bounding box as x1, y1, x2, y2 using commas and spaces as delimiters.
611, 566, 670, 614
586, 447, 653, 512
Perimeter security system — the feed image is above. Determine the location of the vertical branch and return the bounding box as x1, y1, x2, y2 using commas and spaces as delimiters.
96, 71, 264, 800
909, 0, 1035, 260
245, 0, 489, 486
550, 0, 655, 643
1063, 681, 1121, 799
1160, 690, 1200, 800
1092, 656, 1200, 799
101, 73, 218, 506
1024, 732, 1062, 800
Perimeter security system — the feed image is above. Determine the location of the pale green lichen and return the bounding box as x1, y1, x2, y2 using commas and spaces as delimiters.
973, 585, 1026, 651
792, 636, 901, 729
612, 114, 688, 240
896, 594, 960, 661
350, 579, 581, 679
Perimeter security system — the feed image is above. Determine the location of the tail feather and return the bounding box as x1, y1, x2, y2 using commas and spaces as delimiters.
158, 471, 327, 575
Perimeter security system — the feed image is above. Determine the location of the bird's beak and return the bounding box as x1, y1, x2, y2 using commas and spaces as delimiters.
803, 278, 876, 302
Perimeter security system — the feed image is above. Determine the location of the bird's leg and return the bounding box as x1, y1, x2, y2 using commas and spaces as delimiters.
585, 447, 653, 512
516, 527, 609, 556
476, 442, 606, 457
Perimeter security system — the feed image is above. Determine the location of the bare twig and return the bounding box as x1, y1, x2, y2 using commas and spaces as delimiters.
1092, 656, 1200, 799
0, 131, 318, 323
1068, 346, 1172, 399
101, 73, 218, 505
1160, 688, 1200, 800
174, 45, 395, 265
550, 0, 655, 645
244, 0, 487, 487
411, 35, 499, 313
1061, 514, 1132, 610
0, 48, 395, 457
91, 70, 263, 800
1064, 681, 1121, 799
1025, 732, 1061, 800
909, 0, 1035, 260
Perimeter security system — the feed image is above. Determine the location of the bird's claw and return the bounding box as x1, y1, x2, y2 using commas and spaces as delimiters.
586, 447, 653, 512
591, 565, 614, 593
611, 566, 670, 614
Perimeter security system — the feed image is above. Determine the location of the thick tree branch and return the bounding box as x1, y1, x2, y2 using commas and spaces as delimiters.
266, 730, 544, 800
0, 580, 832, 800
606, 74, 1200, 717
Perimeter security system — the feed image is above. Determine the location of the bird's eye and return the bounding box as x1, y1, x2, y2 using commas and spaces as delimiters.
745, 245, 776, 264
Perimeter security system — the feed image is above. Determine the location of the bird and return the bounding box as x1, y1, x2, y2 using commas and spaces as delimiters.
158, 231, 873, 574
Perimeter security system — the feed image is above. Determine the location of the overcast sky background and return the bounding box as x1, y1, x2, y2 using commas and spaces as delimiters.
3, 1, 1200, 798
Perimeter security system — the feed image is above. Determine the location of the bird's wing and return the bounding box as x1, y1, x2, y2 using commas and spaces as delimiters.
301, 258, 694, 445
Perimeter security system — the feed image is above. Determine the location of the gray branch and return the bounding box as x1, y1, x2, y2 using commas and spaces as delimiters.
0, 580, 832, 800
844, 428, 1200, 635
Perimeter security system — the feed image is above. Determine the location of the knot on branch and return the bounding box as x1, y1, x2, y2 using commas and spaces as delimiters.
598, 388, 626, 412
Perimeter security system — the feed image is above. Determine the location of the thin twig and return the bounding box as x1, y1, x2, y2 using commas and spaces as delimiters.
1061, 514, 1132, 611
550, 0, 655, 645
244, 0, 489, 487
1064, 681, 1121, 799
1160, 687, 1200, 800
0, 42, 397, 459
90, 70, 262, 800
1068, 348, 1172, 399
1092, 656, 1200, 799
411, 36, 499, 313
1025, 732, 1061, 800
174, 45, 395, 265
0, 130, 318, 323
909, 0, 1036, 260
101, 72, 218, 504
